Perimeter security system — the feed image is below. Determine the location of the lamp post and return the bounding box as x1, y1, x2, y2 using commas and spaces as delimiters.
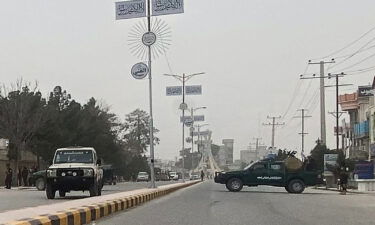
164, 72, 205, 182
190, 107, 207, 153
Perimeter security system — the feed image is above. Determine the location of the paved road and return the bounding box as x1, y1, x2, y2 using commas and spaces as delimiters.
95, 181, 375, 225
0, 181, 177, 213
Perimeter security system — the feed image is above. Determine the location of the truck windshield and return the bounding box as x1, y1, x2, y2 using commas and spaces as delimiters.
54, 150, 94, 164
244, 161, 258, 170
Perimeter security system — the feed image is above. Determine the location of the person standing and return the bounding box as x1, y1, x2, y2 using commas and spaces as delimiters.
200, 170, 205, 181
22, 167, 29, 186
339, 167, 349, 195
5, 164, 13, 189
17, 168, 22, 186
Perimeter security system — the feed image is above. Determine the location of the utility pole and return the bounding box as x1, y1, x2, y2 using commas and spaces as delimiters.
252, 138, 262, 160
325, 72, 349, 152
263, 116, 284, 150
293, 109, 312, 159
306, 59, 335, 145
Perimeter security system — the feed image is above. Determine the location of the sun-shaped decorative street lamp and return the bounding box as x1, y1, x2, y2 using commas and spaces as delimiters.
128, 17, 172, 60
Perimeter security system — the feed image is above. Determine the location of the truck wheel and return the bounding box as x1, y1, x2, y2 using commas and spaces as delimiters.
59, 190, 66, 197
36, 178, 46, 191
226, 178, 243, 192
46, 183, 56, 199
89, 183, 98, 197
285, 186, 292, 193
288, 179, 305, 194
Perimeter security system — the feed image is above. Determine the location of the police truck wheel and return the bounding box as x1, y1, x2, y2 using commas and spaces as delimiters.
226, 178, 243, 192
35, 178, 46, 191
59, 190, 66, 197
288, 179, 305, 194
46, 183, 55, 199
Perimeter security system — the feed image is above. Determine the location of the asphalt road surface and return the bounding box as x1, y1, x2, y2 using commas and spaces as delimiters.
95, 181, 375, 225
0, 181, 177, 213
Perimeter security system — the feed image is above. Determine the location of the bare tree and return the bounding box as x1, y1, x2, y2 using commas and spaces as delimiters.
0, 79, 47, 171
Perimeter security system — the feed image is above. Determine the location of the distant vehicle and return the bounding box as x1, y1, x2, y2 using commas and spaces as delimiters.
190, 174, 200, 180
169, 171, 179, 181
45, 147, 103, 199
214, 157, 323, 193
102, 165, 117, 185
29, 170, 46, 191
136, 172, 150, 182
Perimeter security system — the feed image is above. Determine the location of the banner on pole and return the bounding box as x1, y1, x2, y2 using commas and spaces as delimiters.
193, 130, 210, 136
166, 85, 202, 96
152, 0, 184, 16
115, 0, 146, 20
186, 85, 202, 95
180, 115, 205, 122
166, 86, 182, 96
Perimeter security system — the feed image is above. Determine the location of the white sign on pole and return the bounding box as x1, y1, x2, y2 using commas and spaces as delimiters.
184, 118, 193, 127
166, 86, 182, 96
152, 0, 184, 16
186, 85, 202, 95
131, 62, 149, 79
180, 115, 205, 122
142, 32, 157, 46
115, 0, 146, 20
193, 130, 210, 136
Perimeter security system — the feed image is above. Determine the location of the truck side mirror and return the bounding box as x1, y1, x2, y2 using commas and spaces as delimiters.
97, 159, 102, 166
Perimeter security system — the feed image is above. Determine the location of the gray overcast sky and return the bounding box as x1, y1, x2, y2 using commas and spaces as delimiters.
1, 0, 375, 160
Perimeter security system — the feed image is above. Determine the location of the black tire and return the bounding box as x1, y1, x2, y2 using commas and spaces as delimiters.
46, 183, 55, 199
285, 186, 292, 193
35, 178, 46, 191
226, 178, 243, 192
89, 183, 98, 197
59, 190, 66, 197
288, 179, 305, 194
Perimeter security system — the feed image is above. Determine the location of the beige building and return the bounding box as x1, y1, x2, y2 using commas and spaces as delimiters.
0, 138, 39, 186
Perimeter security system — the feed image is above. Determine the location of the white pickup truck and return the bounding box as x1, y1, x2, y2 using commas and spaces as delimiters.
45, 147, 103, 199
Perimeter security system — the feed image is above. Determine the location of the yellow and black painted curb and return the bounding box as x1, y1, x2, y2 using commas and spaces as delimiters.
5, 181, 200, 225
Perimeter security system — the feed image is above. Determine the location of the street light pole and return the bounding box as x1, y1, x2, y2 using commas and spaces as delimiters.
164, 72, 205, 182
190, 107, 207, 169
146, 0, 155, 189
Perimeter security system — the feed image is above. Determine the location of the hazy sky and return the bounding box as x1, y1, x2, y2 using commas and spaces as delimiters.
1, 0, 375, 160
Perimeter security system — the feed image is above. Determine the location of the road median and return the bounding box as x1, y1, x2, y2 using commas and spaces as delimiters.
2, 180, 201, 225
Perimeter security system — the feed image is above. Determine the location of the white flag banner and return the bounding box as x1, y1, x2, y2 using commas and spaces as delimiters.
186, 85, 202, 95
152, 0, 184, 16
180, 115, 205, 122
193, 130, 210, 136
166, 86, 182, 96
115, 0, 146, 20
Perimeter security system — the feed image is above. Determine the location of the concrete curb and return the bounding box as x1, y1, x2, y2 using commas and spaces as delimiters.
4, 181, 201, 225
312, 186, 363, 194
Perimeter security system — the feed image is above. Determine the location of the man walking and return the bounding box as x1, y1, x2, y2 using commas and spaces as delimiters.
200, 170, 205, 181
339, 167, 349, 195
5, 163, 13, 189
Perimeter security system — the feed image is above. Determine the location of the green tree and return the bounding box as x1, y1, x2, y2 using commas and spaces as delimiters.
121, 109, 159, 155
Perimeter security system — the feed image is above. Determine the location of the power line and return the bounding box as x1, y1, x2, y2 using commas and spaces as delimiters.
311, 25, 375, 60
